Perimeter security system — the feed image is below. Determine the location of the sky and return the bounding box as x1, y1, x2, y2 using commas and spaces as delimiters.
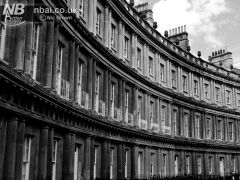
128, 0, 240, 68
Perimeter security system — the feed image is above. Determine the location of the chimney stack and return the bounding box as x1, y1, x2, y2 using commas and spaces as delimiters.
135, 3, 154, 27
209, 49, 233, 71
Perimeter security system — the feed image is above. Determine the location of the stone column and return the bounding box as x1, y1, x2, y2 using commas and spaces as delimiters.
4, 22, 16, 64
68, 40, 76, 100
3, 117, 18, 180
177, 66, 182, 93
62, 133, 72, 180
92, 59, 96, 111
14, 120, 25, 180
154, 52, 159, 82
166, 59, 171, 88
131, 145, 138, 178
24, 22, 33, 74
104, 70, 109, 116
0, 116, 7, 180
51, 22, 60, 90
118, 21, 123, 60
73, 44, 80, 102
104, 4, 109, 47
200, 76, 203, 100
117, 143, 124, 178
44, 22, 54, 88
38, 126, 49, 180
156, 149, 161, 176
133, 87, 138, 126
83, 137, 91, 180
88, 0, 94, 33
156, 98, 160, 130
108, 8, 112, 50
122, 80, 126, 122
108, 71, 112, 116
144, 147, 149, 178
46, 127, 54, 180
13, 23, 26, 71
189, 72, 193, 97
143, 43, 148, 76
131, 33, 136, 68
179, 106, 183, 136
70, 134, 76, 180
101, 140, 110, 179
119, 79, 123, 121
92, 0, 97, 36
87, 56, 93, 109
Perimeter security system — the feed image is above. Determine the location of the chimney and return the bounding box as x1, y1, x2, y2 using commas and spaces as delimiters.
209, 49, 233, 71
135, 3, 154, 27
130, 0, 134, 6
165, 25, 190, 52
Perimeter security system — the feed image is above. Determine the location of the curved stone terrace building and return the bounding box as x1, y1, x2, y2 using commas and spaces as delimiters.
0, 0, 240, 179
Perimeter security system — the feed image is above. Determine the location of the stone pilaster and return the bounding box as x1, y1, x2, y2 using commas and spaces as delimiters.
83, 137, 91, 180
92, 59, 96, 111
87, 56, 93, 109
68, 40, 76, 100
0, 116, 7, 180
24, 22, 33, 74
43, 22, 54, 88
117, 143, 124, 178
144, 147, 149, 178
101, 140, 110, 179
104, 4, 109, 47
14, 120, 25, 180
131, 145, 138, 178
62, 133, 72, 180
46, 127, 54, 180
3, 117, 18, 180
51, 22, 59, 90
133, 87, 138, 126
118, 21, 123, 60
88, 0, 94, 33
38, 126, 49, 180
104, 70, 109, 116
73, 44, 80, 102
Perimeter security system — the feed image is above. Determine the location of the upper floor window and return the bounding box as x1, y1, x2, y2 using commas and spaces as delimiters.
162, 105, 169, 128
183, 113, 189, 137
149, 101, 154, 124
204, 83, 209, 99
149, 56, 153, 76
30, 23, 40, 80
197, 157, 202, 175
173, 110, 177, 135
172, 70, 177, 88
163, 154, 167, 177
217, 120, 223, 140
215, 87, 220, 102
208, 156, 213, 174
95, 73, 100, 112
138, 96, 142, 120
183, 75, 188, 92
74, 144, 81, 180
194, 80, 198, 96
56, 43, 64, 95
137, 48, 141, 68
150, 153, 155, 176
206, 118, 212, 139
125, 90, 129, 122
229, 122, 234, 142
110, 82, 115, 117
160, 64, 165, 82
22, 136, 31, 180
96, 8, 101, 36
174, 155, 179, 176
231, 156, 236, 173
111, 24, 116, 49
138, 152, 144, 177
237, 93, 240, 107
110, 148, 114, 179
226, 90, 231, 104
195, 115, 200, 139
77, 61, 83, 104
124, 37, 129, 59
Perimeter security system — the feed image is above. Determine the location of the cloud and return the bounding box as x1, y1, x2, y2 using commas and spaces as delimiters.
152, 0, 229, 48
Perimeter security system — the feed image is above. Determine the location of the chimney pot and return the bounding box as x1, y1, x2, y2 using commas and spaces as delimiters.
198, 51, 201, 58
212, 52, 214, 56
130, 0, 134, 6
164, 30, 168, 38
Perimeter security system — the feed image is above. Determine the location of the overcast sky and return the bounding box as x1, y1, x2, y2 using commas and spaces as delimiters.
129, 0, 240, 68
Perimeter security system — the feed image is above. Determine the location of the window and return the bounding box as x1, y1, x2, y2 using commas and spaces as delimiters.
74, 145, 81, 180
77, 61, 83, 104
137, 48, 141, 68
163, 154, 167, 177
229, 122, 234, 142
219, 157, 224, 177
52, 140, 58, 180
150, 101, 154, 125
125, 90, 129, 122
231, 157, 236, 173
183, 75, 187, 92
174, 155, 179, 176
195, 115, 200, 139
150, 153, 155, 176
95, 73, 100, 112
124, 37, 129, 59
208, 156, 213, 174
96, 9, 101, 35
0, 23, 6, 59
111, 24, 116, 48
173, 110, 177, 135
162, 106, 168, 128
186, 156, 190, 175
149, 56, 153, 76
215, 87, 220, 102
204, 83, 209, 99
184, 113, 189, 137
160, 64, 165, 82
138, 152, 143, 177
194, 80, 199, 95
110, 82, 115, 117
30, 23, 40, 80
110, 148, 114, 179
56, 43, 63, 95
226, 90, 231, 104
138, 96, 142, 120
22, 136, 31, 180
206, 118, 212, 139
93, 147, 98, 179
172, 70, 177, 88
237, 93, 240, 107
217, 120, 223, 140
124, 150, 128, 178
197, 157, 202, 175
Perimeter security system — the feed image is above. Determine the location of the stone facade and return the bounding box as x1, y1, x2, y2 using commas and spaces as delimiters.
0, 0, 240, 180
